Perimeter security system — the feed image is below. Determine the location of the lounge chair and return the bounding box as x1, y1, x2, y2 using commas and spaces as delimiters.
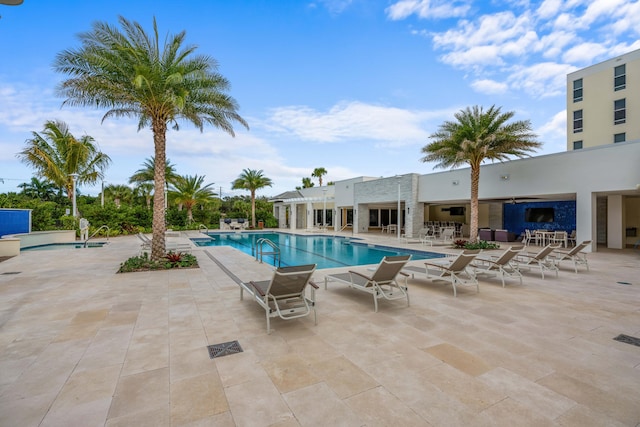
324, 255, 411, 312
240, 264, 318, 334
404, 250, 480, 297
137, 232, 193, 253
516, 244, 561, 279
471, 245, 524, 287
553, 240, 591, 273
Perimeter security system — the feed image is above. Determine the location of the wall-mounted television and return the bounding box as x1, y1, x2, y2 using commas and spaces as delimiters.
449, 206, 465, 216
525, 207, 554, 222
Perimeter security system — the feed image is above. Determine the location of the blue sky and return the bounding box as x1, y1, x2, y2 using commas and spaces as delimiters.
1, 0, 639, 198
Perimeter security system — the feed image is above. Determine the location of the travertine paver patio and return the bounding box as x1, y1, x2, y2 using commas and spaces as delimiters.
0, 232, 639, 426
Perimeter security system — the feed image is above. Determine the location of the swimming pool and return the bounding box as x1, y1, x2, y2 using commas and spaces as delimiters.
22, 242, 108, 251
193, 232, 444, 269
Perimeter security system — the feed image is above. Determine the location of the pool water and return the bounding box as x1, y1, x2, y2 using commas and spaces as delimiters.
194, 232, 444, 269
22, 242, 108, 251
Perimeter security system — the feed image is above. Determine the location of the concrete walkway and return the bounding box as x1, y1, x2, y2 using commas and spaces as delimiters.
0, 233, 639, 426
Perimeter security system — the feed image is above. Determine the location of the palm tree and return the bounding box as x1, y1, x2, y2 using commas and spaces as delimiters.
129, 156, 179, 187
17, 120, 111, 202
312, 167, 327, 186
231, 169, 273, 228
18, 177, 58, 201
105, 184, 133, 208
169, 174, 216, 223
54, 16, 248, 260
421, 105, 540, 242
134, 182, 154, 209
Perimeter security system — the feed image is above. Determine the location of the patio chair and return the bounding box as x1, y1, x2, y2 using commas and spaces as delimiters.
567, 230, 577, 247
522, 229, 533, 246
548, 231, 568, 248
404, 250, 480, 297
240, 264, 318, 334
552, 240, 591, 273
471, 245, 524, 287
324, 255, 411, 312
516, 244, 561, 279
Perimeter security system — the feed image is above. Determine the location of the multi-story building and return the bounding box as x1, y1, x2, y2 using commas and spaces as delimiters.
567, 48, 640, 150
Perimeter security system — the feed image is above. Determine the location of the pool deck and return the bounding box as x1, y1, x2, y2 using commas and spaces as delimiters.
0, 230, 639, 426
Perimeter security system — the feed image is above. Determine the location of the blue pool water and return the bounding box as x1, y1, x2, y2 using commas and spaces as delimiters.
22, 242, 108, 251
193, 232, 444, 269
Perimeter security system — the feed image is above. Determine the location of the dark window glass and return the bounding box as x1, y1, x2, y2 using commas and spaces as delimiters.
573, 140, 583, 150
614, 64, 626, 91
614, 99, 626, 124
614, 133, 626, 143
573, 78, 583, 102
573, 110, 583, 133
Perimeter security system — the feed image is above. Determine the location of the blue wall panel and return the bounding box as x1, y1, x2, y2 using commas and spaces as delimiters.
0, 209, 31, 237
503, 201, 576, 236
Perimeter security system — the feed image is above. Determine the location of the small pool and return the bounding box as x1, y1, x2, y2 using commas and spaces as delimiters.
193, 232, 444, 269
22, 242, 108, 251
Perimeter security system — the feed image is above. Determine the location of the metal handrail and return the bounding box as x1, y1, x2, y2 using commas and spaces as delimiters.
254, 237, 281, 267
339, 223, 353, 232
198, 224, 209, 234
84, 225, 110, 247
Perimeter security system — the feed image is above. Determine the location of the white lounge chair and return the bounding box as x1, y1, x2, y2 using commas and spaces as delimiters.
472, 245, 524, 287
553, 240, 591, 273
516, 244, 561, 279
324, 255, 411, 312
404, 250, 480, 297
240, 264, 318, 334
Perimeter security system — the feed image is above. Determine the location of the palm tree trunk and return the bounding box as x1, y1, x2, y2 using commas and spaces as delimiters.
151, 120, 167, 261
251, 190, 256, 228
470, 164, 480, 242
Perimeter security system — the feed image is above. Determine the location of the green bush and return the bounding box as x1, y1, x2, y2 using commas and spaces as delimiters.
118, 251, 199, 273
454, 239, 501, 250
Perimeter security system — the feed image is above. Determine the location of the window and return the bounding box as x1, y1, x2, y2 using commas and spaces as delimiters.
573, 78, 583, 102
614, 99, 626, 124
614, 133, 626, 143
573, 110, 583, 133
614, 64, 626, 91
573, 140, 583, 150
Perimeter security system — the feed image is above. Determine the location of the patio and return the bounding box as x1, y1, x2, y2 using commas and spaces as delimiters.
0, 232, 639, 426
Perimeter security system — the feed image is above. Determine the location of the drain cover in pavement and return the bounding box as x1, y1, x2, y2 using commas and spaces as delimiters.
207, 340, 243, 359
613, 334, 640, 347
1, 272, 21, 275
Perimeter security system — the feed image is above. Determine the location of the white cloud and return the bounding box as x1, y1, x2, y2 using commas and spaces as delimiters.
536, 0, 562, 20
536, 110, 567, 153
386, 0, 471, 20
508, 62, 578, 98
471, 79, 509, 95
562, 42, 608, 64
264, 101, 435, 145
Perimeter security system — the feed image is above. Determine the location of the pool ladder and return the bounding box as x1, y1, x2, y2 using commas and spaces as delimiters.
84, 225, 110, 247
254, 238, 281, 267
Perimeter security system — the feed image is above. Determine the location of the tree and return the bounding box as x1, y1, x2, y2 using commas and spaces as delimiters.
105, 184, 133, 208
18, 177, 58, 201
134, 182, 154, 209
231, 169, 273, 228
421, 105, 540, 242
312, 167, 327, 186
129, 156, 179, 187
17, 120, 111, 202
54, 16, 248, 260
169, 174, 216, 223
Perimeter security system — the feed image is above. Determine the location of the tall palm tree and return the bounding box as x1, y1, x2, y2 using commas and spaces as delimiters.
18, 177, 58, 201
54, 16, 248, 260
422, 105, 540, 242
169, 174, 216, 223
312, 167, 327, 186
17, 120, 111, 202
231, 169, 273, 228
106, 184, 134, 208
129, 156, 179, 187
134, 182, 154, 209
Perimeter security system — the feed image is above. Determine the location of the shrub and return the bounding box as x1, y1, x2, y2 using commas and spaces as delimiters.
463, 240, 501, 250
118, 251, 199, 273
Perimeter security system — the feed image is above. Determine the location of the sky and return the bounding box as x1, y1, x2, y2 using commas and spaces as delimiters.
0, 0, 639, 198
